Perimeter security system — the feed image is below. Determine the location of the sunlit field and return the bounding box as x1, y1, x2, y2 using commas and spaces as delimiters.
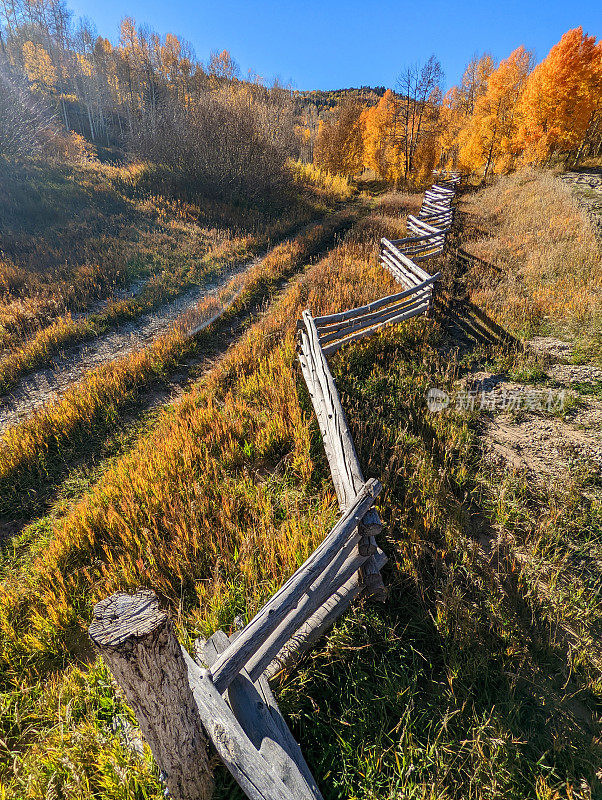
1, 0, 601, 796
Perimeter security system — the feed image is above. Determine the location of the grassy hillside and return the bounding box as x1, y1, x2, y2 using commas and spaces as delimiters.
459, 168, 602, 358
1, 172, 601, 799
0, 158, 336, 392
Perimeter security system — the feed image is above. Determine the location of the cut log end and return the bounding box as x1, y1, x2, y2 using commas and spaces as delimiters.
89, 590, 213, 800
89, 589, 168, 649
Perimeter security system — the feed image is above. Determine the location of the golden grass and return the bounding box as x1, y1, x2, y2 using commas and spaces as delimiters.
0, 201, 407, 682
2, 189, 601, 799
0, 157, 322, 368
461, 168, 602, 345
0, 212, 354, 518
288, 159, 354, 201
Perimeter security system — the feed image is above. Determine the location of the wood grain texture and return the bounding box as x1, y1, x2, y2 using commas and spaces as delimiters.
381, 239, 432, 282
244, 540, 368, 683
321, 302, 429, 356
89, 590, 213, 800
265, 548, 387, 680
318, 296, 429, 347
183, 650, 298, 800
318, 292, 428, 341
404, 216, 443, 236
313, 274, 439, 328
201, 632, 324, 800
300, 312, 366, 508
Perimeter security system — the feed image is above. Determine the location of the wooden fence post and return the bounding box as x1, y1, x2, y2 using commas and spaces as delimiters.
89, 589, 213, 800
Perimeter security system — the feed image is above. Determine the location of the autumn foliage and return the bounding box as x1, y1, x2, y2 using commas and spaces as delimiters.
314, 27, 602, 183
517, 28, 602, 164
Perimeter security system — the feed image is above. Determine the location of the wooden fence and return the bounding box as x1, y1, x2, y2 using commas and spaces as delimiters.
88, 171, 461, 800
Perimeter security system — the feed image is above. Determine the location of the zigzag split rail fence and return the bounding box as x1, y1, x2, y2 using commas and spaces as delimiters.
88, 171, 461, 800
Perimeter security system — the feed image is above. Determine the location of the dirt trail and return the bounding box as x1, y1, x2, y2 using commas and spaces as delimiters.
0, 255, 261, 434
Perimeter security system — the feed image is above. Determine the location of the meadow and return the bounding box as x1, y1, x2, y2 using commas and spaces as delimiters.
0, 157, 334, 394
0, 173, 601, 799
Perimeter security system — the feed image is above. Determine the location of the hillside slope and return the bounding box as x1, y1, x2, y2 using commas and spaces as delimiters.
1, 178, 601, 799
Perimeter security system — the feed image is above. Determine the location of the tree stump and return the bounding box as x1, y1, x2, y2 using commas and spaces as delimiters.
89, 589, 213, 800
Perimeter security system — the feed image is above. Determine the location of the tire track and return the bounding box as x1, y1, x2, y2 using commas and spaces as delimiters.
0, 255, 262, 434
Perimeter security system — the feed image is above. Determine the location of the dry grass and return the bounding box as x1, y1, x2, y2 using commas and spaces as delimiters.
0, 212, 353, 521
0, 195, 421, 797
288, 160, 355, 201
1, 188, 600, 800
461, 168, 602, 350
0, 158, 323, 388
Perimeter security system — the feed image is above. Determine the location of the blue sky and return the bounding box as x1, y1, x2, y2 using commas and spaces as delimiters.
69, 0, 601, 90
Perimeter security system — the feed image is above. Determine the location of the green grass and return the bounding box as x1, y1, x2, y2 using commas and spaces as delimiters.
1, 195, 601, 800
206, 323, 602, 800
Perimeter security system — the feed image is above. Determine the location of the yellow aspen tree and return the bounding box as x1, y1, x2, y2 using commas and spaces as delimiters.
438, 54, 494, 170
22, 41, 57, 92
459, 46, 532, 179
361, 90, 405, 182
313, 100, 364, 176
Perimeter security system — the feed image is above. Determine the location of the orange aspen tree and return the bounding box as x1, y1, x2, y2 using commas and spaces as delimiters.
517, 27, 602, 164
361, 89, 405, 182
438, 54, 494, 169
313, 100, 364, 176
459, 46, 532, 179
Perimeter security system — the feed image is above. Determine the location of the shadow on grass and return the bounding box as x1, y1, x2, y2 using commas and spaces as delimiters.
232, 324, 602, 800
438, 295, 522, 351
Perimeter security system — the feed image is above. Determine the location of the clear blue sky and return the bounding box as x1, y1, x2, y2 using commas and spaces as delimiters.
68, 0, 601, 90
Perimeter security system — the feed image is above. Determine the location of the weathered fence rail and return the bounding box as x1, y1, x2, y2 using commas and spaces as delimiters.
88, 170, 461, 800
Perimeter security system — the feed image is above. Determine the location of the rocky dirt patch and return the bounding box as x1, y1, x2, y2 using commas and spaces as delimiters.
560, 170, 602, 239
465, 347, 602, 482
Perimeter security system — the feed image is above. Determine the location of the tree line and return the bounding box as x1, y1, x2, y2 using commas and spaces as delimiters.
1, 4, 600, 192
0, 0, 301, 201
314, 28, 602, 183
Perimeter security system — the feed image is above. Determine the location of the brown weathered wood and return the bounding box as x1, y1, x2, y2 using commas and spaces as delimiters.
318, 295, 429, 347
313, 274, 439, 328
321, 301, 429, 356
209, 479, 381, 693
265, 547, 388, 680
89, 590, 213, 800
244, 540, 368, 683
200, 633, 323, 800
183, 650, 298, 800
